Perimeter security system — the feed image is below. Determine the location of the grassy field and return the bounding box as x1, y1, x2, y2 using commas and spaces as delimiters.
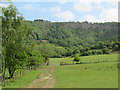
50, 54, 118, 88
2, 54, 118, 88
50, 54, 118, 65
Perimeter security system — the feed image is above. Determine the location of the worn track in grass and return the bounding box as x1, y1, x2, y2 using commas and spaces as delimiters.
26, 66, 55, 88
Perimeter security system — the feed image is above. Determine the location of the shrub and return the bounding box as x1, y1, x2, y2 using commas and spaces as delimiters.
97, 50, 103, 54
83, 52, 90, 56
113, 45, 119, 51
105, 50, 110, 54
102, 47, 110, 54
73, 54, 81, 63
92, 51, 97, 55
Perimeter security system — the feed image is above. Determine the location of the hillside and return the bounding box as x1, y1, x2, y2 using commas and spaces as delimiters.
27, 20, 118, 44
24, 19, 120, 57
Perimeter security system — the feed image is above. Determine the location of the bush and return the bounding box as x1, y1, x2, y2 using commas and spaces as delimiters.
92, 51, 97, 55
82, 52, 90, 56
97, 50, 103, 54
88, 51, 92, 55
102, 47, 110, 54
113, 45, 119, 51
73, 54, 81, 63
105, 50, 110, 54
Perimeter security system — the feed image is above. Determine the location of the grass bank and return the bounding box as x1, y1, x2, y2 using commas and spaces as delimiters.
3, 68, 42, 88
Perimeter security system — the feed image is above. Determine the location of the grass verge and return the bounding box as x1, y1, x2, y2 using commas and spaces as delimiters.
2, 68, 41, 88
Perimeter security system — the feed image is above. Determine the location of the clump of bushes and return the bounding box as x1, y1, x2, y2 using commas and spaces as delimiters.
80, 49, 110, 56
102, 46, 110, 54
97, 50, 103, 54
73, 54, 81, 64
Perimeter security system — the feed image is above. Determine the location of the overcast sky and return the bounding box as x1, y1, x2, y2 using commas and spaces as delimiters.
1, 0, 119, 22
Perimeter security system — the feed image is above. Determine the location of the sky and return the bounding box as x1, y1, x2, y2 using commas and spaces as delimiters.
0, 0, 119, 22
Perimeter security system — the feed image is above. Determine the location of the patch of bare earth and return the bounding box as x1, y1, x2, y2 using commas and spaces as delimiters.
26, 66, 55, 88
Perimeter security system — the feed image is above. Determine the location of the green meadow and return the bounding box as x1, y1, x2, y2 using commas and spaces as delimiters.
2, 54, 118, 88
50, 54, 118, 88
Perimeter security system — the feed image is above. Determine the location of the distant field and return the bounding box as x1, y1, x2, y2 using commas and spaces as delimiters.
50, 54, 118, 88
50, 54, 118, 65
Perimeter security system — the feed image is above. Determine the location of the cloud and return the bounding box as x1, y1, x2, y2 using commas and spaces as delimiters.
54, 10, 75, 21
105, 0, 118, 1
82, 8, 118, 22
108, 0, 118, 8
82, 14, 99, 22
0, 3, 9, 7
37, 6, 61, 13
73, 1, 92, 12
20, 4, 34, 10
51, 6, 61, 12
99, 8, 118, 22
19, 4, 61, 13
11, 0, 119, 2
57, 0, 67, 5
73, 0, 118, 12
80, 0, 118, 22
12, 0, 68, 3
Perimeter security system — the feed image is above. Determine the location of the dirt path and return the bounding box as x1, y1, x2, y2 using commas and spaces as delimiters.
26, 66, 55, 88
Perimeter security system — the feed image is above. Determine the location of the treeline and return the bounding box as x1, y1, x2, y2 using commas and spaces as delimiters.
28, 19, 118, 43
25, 19, 120, 57
35, 41, 120, 58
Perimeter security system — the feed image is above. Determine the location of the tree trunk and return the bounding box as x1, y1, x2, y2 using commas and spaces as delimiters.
2, 68, 6, 80
8, 68, 16, 79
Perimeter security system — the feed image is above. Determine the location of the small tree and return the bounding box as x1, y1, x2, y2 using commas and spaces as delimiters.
73, 54, 81, 64
113, 45, 119, 51
97, 50, 103, 54
38, 43, 55, 64
102, 46, 110, 54
26, 50, 44, 69
92, 51, 97, 55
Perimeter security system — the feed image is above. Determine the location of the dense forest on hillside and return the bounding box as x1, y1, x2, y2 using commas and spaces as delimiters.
26, 19, 120, 57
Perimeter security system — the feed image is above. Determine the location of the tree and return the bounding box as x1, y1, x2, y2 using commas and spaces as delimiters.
37, 43, 55, 63
92, 50, 97, 55
73, 49, 80, 54
26, 50, 44, 69
73, 54, 81, 64
2, 4, 32, 78
102, 46, 110, 54
97, 50, 103, 54
113, 45, 119, 51
53, 46, 66, 58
